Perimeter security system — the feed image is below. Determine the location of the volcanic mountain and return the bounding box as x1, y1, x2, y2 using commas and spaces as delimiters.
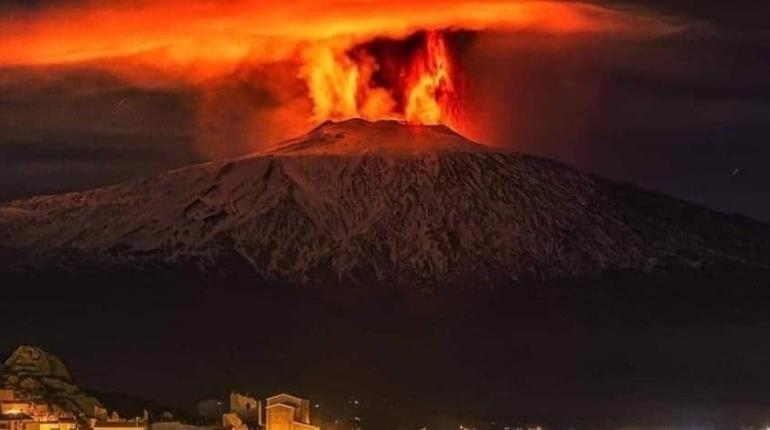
1, 119, 768, 287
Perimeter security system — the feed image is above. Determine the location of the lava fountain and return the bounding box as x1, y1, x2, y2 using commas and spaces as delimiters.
302, 30, 461, 128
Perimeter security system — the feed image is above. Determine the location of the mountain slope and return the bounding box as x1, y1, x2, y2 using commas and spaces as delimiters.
0, 119, 768, 286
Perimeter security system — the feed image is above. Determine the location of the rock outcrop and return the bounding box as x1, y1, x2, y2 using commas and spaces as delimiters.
1, 346, 103, 417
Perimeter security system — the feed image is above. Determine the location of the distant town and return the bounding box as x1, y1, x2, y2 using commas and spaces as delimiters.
0, 346, 543, 430
0, 346, 330, 430
3, 345, 770, 430
1, 390, 319, 430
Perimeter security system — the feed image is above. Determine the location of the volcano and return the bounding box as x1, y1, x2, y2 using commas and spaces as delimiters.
1, 119, 768, 287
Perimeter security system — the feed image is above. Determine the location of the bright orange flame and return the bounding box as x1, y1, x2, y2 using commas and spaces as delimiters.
302, 31, 459, 127
404, 31, 457, 125
302, 42, 396, 122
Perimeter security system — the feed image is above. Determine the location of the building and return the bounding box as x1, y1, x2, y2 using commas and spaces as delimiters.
90, 419, 147, 430
229, 393, 261, 428
151, 422, 214, 430
264, 395, 317, 430
221, 413, 247, 430
23, 418, 76, 430
0, 411, 74, 430
0, 390, 76, 430
0, 413, 33, 430
0, 402, 31, 416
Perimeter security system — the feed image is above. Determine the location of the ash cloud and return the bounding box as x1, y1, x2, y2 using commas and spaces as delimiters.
459, 21, 770, 221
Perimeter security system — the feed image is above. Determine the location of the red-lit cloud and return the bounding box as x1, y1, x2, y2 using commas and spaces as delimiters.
0, 0, 679, 67
0, 0, 683, 156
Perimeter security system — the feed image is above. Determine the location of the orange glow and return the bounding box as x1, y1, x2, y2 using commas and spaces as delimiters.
302, 43, 383, 122
301, 31, 459, 127
404, 31, 457, 125
0, 1, 678, 67
0, 0, 681, 138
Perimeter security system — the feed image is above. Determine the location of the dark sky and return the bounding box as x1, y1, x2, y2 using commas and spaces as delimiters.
0, 0, 768, 221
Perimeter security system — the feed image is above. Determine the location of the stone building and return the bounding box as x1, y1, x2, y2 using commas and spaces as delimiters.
264, 395, 317, 430
0, 390, 75, 430
0, 392, 14, 403
0, 413, 32, 430
22, 418, 76, 430
0, 401, 31, 416
229, 393, 260, 428
151, 422, 214, 430
90, 419, 147, 430
221, 413, 247, 430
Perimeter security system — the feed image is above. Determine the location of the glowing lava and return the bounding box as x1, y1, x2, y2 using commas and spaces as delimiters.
302, 31, 459, 128
404, 31, 457, 125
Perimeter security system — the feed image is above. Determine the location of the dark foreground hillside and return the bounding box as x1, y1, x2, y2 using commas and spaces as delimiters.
3, 264, 770, 429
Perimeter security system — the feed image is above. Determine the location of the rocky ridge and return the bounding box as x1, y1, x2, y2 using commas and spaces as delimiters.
1, 345, 102, 417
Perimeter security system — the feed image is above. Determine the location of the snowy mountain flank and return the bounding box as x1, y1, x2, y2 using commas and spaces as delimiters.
1, 119, 768, 286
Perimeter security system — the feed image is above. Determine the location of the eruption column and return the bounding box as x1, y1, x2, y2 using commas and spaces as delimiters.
302, 31, 460, 127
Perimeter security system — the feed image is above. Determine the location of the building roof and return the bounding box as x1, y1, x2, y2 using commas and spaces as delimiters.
93, 421, 148, 428
292, 422, 318, 430
0, 413, 33, 420
265, 394, 307, 402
